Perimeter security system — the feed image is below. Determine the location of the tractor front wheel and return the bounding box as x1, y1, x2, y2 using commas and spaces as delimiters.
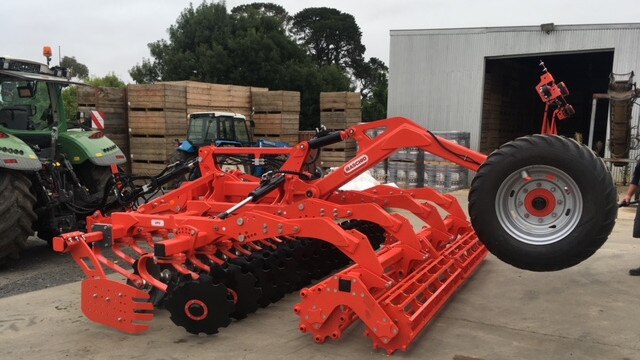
0, 169, 37, 264
469, 135, 617, 271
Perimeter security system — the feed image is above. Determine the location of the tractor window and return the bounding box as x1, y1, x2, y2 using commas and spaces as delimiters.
234, 119, 250, 144
204, 118, 218, 144
187, 116, 209, 145
219, 117, 234, 141
0, 79, 52, 130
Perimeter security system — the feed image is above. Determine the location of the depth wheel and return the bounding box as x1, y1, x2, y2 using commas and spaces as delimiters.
165, 275, 234, 334
469, 135, 616, 271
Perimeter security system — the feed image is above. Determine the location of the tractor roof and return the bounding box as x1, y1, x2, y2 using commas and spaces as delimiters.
189, 111, 246, 120
0, 57, 86, 86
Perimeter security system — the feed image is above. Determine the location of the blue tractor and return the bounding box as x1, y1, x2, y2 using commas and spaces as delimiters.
173, 111, 290, 180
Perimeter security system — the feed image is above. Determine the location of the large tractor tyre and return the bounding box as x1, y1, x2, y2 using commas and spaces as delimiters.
469, 135, 617, 272
0, 169, 37, 264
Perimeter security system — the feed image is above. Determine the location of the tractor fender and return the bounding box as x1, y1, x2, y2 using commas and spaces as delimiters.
58, 131, 126, 166
0, 133, 41, 170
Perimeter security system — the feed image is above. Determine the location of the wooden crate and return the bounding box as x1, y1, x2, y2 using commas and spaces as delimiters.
298, 130, 315, 142
320, 92, 361, 110
251, 91, 300, 113
187, 107, 252, 119
128, 109, 188, 136
131, 161, 167, 177
253, 113, 299, 134
129, 136, 178, 163
320, 109, 361, 130
77, 87, 128, 132
127, 84, 186, 110
160, 81, 267, 115
320, 148, 357, 168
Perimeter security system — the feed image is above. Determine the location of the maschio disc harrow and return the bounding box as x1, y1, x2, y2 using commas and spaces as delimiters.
54, 117, 617, 354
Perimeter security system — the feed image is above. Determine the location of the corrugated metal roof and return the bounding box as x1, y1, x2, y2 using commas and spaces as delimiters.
391, 23, 640, 36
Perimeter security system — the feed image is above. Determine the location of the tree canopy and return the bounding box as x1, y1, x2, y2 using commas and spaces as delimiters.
60, 56, 89, 80
290, 7, 365, 73
129, 2, 388, 128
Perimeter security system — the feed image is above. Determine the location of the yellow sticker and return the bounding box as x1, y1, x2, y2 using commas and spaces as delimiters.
95, 153, 104, 157
29, 154, 37, 159
73, 156, 80, 161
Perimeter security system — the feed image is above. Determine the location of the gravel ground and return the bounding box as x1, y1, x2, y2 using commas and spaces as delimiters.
0, 237, 84, 298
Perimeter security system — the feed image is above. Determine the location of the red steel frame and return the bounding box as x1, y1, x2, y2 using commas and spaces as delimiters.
54, 117, 488, 354
536, 65, 574, 135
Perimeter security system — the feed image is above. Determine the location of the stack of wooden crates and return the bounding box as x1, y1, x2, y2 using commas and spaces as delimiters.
319, 92, 361, 167
77, 87, 129, 169
127, 81, 267, 176
250, 91, 300, 144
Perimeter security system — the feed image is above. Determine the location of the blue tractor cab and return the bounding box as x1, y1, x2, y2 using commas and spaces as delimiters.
174, 111, 291, 180
178, 111, 253, 155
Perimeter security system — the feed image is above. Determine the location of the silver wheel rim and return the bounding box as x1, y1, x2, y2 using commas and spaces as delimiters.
495, 165, 582, 245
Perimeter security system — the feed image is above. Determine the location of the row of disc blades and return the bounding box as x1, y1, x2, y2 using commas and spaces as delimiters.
158, 220, 386, 335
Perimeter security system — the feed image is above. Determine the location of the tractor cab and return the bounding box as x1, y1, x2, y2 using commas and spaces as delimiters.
178, 111, 253, 154
0, 53, 125, 167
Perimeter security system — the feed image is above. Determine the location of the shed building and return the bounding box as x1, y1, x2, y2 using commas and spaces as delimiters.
388, 23, 640, 165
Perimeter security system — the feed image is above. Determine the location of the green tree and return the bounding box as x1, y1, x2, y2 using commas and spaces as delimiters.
362, 75, 387, 122
290, 7, 365, 72
86, 73, 126, 88
231, 2, 289, 27
128, 2, 351, 129
60, 56, 89, 80
129, 59, 160, 84
356, 57, 388, 121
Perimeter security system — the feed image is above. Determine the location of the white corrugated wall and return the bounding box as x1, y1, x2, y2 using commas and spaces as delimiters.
388, 24, 640, 155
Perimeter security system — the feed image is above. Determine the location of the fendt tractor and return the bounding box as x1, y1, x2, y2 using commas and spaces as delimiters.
0, 47, 126, 263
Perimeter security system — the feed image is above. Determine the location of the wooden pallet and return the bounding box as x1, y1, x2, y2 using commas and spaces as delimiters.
320, 109, 361, 130
128, 109, 188, 137
253, 113, 299, 135
77, 86, 128, 132
130, 160, 167, 177
320, 92, 361, 110
129, 135, 179, 163
127, 84, 187, 110
320, 148, 357, 168
251, 91, 300, 113
159, 81, 267, 116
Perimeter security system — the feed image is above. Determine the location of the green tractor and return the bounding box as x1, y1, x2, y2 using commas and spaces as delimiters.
0, 51, 125, 264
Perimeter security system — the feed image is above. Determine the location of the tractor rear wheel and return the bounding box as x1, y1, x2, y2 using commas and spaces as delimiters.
0, 169, 37, 264
469, 135, 616, 271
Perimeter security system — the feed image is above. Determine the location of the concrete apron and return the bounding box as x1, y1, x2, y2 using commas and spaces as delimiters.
1, 191, 640, 360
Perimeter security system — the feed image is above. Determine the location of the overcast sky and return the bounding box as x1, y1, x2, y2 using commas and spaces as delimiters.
2, 0, 639, 82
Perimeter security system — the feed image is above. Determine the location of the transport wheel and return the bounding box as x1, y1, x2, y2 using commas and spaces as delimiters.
469, 135, 617, 271
0, 169, 36, 264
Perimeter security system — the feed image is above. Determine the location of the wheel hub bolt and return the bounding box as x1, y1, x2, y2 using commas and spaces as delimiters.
524, 213, 530, 218
538, 218, 543, 223
557, 199, 563, 205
